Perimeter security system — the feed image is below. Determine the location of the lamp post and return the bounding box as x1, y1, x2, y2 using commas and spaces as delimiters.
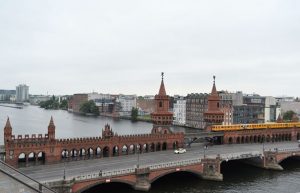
63, 160, 66, 180
137, 146, 140, 169
203, 145, 207, 158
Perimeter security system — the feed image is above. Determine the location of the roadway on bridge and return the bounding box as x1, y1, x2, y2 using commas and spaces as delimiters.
19, 142, 299, 183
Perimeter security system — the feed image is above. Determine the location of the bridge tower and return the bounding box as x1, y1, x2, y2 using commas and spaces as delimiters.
151, 72, 173, 134
204, 76, 224, 126
4, 117, 12, 143
48, 116, 55, 141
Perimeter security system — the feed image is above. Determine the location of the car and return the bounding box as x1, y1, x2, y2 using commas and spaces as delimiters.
174, 148, 186, 154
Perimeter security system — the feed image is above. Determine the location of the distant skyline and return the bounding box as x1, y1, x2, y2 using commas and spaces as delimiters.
0, 1, 299, 97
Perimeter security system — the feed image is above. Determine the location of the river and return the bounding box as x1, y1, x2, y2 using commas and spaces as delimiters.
1, 105, 300, 193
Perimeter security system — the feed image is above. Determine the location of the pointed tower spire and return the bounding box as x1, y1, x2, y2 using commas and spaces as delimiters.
276, 113, 283, 123
5, 117, 12, 129
211, 75, 218, 96
151, 72, 173, 134
158, 72, 166, 96
204, 76, 224, 126
48, 116, 55, 140
49, 116, 55, 127
4, 117, 12, 142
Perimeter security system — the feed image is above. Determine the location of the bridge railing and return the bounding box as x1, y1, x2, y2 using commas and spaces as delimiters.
219, 151, 262, 161
69, 157, 205, 182
0, 160, 57, 193
275, 147, 300, 153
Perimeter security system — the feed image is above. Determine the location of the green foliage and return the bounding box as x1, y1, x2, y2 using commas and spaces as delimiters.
39, 96, 68, 110
131, 107, 138, 121
79, 100, 99, 115
39, 97, 59, 109
283, 110, 296, 121
59, 99, 68, 110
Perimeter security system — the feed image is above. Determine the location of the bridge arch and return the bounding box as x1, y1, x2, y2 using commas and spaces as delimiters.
87, 148, 94, 157
122, 145, 128, 155
162, 142, 167, 150
18, 153, 26, 166
76, 179, 136, 193
37, 152, 46, 163
277, 154, 300, 164
28, 152, 36, 162
113, 145, 119, 156
150, 169, 203, 184
103, 146, 109, 157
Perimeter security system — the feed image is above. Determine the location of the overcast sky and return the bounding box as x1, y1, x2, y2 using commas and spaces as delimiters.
0, 1, 299, 97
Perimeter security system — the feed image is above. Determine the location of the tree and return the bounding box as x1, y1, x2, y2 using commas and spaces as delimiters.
283, 110, 296, 121
59, 99, 68, 110
131, 107, 138, 121
79, 100, 99, 116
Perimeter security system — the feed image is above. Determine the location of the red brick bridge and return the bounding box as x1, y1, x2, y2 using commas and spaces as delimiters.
43, 147, 300, 193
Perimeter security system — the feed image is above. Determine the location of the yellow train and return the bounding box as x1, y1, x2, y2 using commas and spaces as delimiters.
211, 122, 300, 132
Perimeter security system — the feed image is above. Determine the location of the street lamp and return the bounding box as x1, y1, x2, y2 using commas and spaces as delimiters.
63, 160, 66, 180
203, 145, 207, 158
137, 146, 140, 168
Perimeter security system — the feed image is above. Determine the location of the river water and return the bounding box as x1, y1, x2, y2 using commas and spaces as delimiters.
1, 105, 300, 193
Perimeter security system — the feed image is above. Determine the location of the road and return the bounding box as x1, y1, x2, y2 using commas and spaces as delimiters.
19, 142, 299, 183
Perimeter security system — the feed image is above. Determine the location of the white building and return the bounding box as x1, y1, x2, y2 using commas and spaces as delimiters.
16, 84, 29, 103
118, 94, 137, 116
173, 97, 186, 126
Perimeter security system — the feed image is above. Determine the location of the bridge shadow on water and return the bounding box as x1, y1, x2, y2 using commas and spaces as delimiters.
83, 159, 300, 193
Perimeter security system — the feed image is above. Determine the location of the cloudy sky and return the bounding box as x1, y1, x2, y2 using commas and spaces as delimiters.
0, 1, 299, 97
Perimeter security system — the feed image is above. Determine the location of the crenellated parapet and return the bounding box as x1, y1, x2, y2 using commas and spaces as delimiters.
10, 133, 50, 142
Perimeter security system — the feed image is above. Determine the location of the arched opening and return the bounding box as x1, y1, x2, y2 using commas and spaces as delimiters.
96, 147, 101, 157
81, 181, 134, 193
275, 134, 278, 142
143, 144, 148, 153
162, 142, 167, 150
18, 153, 26, 167
288, 134, 292, 141
245, 136, 249, 143
257, 135, 261, 143
253, 136, 257, 143
156, 142, 161, 151
122, 145, 128, 155
297, 133, 300, 140
281, 134, 285, 141
249, 136, 253, 143
241, 136, 244, 144
87, 148, 94, 157
136, 144, 141, 153
129, 144, 135, 154
80, 148, 86, 157
173, 141, 178, 149
278, 156, 300, 169
61, 149, 69, 159
70, 149, 78, 158
261, 135, 265, 143
103, 146, 110, 157
113, 146, 119, 156
228, 137, 233, 144
151, 171, 200, 190
28, 152, 36, 162
37, 152, 45, 164
150, 143, 155, 152
236, 137, 240, 144
266, 135, 270, 142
